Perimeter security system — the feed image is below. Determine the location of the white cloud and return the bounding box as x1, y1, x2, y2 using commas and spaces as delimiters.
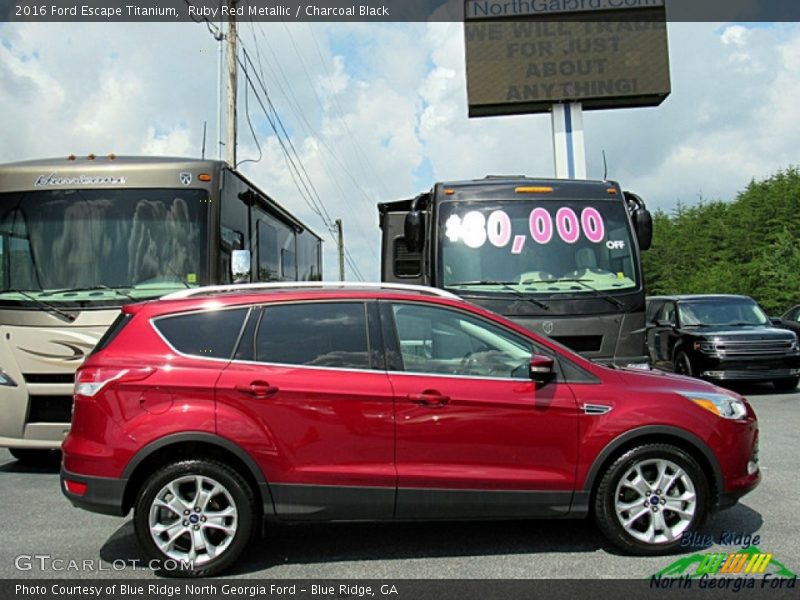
2, 21, 800, 280
721, 24, 751, 46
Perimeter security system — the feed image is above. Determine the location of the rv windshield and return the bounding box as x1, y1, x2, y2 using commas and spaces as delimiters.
438, 199, 638, 295
0, 188, 208, 306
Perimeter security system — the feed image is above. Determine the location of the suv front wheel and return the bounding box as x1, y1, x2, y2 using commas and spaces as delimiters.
133, 459, 256, 577
773, 377, 799, 392
594, 444, 709, 555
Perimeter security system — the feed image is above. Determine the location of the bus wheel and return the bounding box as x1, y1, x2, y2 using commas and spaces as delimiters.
9, 448, 61, 466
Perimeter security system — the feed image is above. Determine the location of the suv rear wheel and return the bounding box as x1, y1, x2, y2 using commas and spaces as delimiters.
594, 444, 709, 555
133, 459, 256, 577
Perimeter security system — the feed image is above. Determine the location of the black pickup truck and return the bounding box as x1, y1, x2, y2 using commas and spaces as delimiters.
646, 294, 800, 391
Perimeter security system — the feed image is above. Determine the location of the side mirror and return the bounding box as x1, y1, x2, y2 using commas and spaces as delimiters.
529, 354, 555, 386
655, 319, 673, 328
404, 211, 425, 253
634, 209, 653, 251
231, 249, 251, 283
770, 317, 783, 326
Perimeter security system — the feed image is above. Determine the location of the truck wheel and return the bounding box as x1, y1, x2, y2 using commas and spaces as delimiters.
134, 459, 256, 577
773, 377, 799, 392
594, 444, 709, 555
673, 351, 693, 377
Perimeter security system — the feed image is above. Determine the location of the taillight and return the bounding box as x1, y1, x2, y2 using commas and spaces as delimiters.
64, 479, 88, 496
74, 366, 154, 397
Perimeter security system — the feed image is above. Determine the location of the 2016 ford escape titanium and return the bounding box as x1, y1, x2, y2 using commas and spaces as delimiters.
61, 283, 760, 577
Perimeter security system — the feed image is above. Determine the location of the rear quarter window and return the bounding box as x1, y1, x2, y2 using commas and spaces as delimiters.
90, 312, 132, 356
153, 307, 249, 359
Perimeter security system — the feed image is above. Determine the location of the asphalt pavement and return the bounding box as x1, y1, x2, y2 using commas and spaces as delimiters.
0, 384, 796, 580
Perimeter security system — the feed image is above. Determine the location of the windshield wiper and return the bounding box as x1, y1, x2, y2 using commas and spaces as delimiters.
447, 280, 549, 310
555, 278, 625, 310
39, 285, 137, 302
14, 290, 76, 322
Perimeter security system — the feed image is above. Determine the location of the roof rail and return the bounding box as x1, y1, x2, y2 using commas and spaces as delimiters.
160, 281, 462, 301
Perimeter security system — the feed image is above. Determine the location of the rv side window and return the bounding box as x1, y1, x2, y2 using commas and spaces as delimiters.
394, 237, 421, 278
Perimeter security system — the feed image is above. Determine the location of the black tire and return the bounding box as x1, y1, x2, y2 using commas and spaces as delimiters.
773, 377, 799, 392
673, 350, 693, 377
8, 448, 61, 466
594, 444, 710, 556
133, 459, 256, 577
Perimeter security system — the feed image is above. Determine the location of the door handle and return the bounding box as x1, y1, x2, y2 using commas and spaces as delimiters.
407, 390, 450, 407
235, 381, 279, 398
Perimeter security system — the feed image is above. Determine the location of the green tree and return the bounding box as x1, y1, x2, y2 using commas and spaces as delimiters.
642, 167, 800, 313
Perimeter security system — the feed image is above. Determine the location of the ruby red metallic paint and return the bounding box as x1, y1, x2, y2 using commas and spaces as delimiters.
60, 287, 760, 575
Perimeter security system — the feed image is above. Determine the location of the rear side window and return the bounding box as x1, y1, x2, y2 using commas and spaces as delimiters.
90, 312, 132, 356
153, 308, 249, 359
255, 302, 370, 369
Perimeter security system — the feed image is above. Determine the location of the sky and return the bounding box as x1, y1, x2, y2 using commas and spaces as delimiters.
1, 20, 799, 281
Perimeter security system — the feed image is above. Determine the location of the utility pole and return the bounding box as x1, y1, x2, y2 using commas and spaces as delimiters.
226, 1, 238, 168
335, 219, 345, 281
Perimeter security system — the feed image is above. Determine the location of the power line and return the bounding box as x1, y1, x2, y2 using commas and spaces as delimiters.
304, 22, 392, 199
249, 22, 381, 215
191, 14, 369, 281
239, 45, 336, 226
238, 48, 367, 281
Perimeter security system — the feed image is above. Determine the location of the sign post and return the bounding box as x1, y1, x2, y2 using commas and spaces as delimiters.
552, 101, 586, 179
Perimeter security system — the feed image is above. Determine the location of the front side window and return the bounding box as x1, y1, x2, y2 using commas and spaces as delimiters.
256, 302, 370, 369
0, 188, 208, 306
390, 303, 533, 379
438, 198, 638, 295
785, 306, 800, 323
658, 302, 677, 324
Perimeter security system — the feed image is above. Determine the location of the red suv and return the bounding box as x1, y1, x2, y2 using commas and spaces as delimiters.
61, 284, 760, 576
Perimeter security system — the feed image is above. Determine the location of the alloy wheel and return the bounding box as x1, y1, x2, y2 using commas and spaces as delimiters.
613, 458, 697, 544
148, 475, 238, 565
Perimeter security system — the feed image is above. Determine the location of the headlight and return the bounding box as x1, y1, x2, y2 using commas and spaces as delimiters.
0, 369, 17, 387
679, 391, 748, 420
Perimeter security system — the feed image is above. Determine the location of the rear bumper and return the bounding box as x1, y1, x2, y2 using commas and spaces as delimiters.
60, 467, 128, 517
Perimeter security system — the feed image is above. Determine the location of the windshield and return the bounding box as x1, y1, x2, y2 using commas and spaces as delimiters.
679, 299, 769, 327
438, 198, 638, 294
0, 188, 208, 306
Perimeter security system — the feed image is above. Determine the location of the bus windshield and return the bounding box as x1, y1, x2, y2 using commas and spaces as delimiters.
0, 188, 208, 305
438, 198, 638, 294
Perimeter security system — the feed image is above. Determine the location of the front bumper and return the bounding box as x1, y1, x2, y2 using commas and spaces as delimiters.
719, 472, 761, 510
60, 467, 128, 517
701, 367, 800, 381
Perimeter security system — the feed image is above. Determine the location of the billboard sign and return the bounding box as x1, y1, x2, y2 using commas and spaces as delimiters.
464, 1, 671, 117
